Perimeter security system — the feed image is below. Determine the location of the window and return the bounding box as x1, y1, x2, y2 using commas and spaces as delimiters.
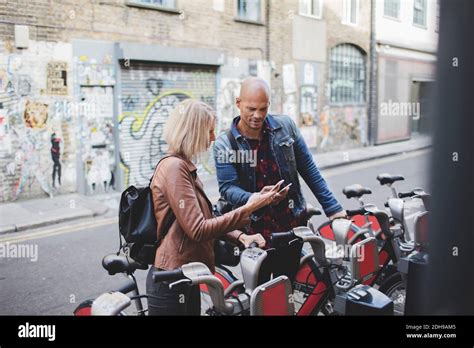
342, 0, 358, 25
127, 0, 177, 11
299, 0, 323, 19
330, 44, 366, 104
413, 0, 427, 27
384, 0, 400, 19
237, 0, 261, 22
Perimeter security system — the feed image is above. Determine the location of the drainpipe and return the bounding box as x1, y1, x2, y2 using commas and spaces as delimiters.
265, 0, 270, 62
368, 0, 378, 145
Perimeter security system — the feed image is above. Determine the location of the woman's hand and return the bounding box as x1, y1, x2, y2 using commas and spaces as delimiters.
238, 233, 266, 248
244, 180, 283, 214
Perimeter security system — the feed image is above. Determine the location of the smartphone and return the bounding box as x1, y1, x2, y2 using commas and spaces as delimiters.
277, 183, 292, 195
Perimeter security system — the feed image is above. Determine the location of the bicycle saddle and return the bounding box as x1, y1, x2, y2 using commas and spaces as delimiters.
376, 173, 405, 185
102, 254, 148, 276
343, 184, 372, 199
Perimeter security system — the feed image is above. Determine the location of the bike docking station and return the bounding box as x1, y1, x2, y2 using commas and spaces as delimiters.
326, 219, 394, 315
397, 211, 430, 315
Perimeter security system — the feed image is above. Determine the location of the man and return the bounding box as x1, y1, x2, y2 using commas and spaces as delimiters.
213, 77, 346, 243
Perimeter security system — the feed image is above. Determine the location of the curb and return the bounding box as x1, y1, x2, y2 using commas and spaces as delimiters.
315, 144, 432, 171
0, 207, 109, 236
0, 144, 431, 235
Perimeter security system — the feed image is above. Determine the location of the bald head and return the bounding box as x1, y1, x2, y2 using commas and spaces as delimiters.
239, 77, 270, 101
236, 77, 271, 133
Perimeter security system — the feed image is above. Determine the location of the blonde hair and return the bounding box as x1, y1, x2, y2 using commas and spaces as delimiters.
163, 99, 216, 160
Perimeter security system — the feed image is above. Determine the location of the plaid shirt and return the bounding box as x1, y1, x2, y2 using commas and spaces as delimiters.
246, 123, 307, 244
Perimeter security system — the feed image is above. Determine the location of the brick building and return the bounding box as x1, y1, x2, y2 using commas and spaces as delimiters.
0, 0, 376, 202
0, 0, 280, 202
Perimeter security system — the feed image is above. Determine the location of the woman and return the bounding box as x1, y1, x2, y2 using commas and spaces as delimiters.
147, 99, 281, 315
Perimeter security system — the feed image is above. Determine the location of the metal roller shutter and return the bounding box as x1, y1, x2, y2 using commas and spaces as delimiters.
119, 62, 217, 187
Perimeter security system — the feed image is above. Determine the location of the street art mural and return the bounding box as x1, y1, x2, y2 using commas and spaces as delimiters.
218, 79, 240, 131
50, 131, 62, 188
24, 101, 49, 129
119, 90, 192, 186
79, 86, 115, 195
11, 126, 54, 199
118, 63, 218, 187
76, 55, 115, 86
0, 69, 9, 93
0, 41, 76, 202
315, 106, 368, 152
16, 75, 32, 97
46, 61, 68, 95
300, 85, 318, 126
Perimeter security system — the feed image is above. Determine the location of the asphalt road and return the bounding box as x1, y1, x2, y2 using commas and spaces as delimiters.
0, 149, 430, 315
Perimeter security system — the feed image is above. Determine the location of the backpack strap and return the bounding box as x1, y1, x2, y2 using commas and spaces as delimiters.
150, 154, 182, 246
149, 154, 179, 186
226, 129, 241, 180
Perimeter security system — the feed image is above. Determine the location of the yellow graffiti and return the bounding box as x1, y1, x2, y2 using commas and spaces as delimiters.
118, 90, 194, 186
118, 90, 194, 133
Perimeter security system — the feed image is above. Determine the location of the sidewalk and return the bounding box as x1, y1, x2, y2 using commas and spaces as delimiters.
309, 134, 432, 170
0, 193, 118, 235
0, 135, 431, 235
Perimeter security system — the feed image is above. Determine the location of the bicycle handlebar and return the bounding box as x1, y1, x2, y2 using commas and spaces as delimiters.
398, 191, 415, 198
270, 231, 297, 246
346, 208, 367, 216
152, 269, 183, 283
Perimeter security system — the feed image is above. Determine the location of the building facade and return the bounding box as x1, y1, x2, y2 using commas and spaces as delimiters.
0, 0, 436, 202
375, 0, 438, 143
0, 0, 280, 202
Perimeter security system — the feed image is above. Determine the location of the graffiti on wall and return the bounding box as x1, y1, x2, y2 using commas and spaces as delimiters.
218, 79, 240, 131
119, 90, 192, 186
0, 110, 11, 154
315, 106, 367, 152
17, 75, 32, 97
24, 101, 49, 129
46, 61, 68, 95
79, 86, 115, 194
0, 42, 75, 202
300, 85, 318, 126
77, 55, 115, 86
0, 69, 9, 93
8, 125, 54, 200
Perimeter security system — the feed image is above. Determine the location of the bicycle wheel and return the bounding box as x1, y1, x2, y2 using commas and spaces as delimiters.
292, 258, 332, 316
73, 299, 94, 316
378, 272, 405, 315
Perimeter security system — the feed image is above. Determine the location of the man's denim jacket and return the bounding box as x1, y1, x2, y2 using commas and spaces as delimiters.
213, 114, 342, 218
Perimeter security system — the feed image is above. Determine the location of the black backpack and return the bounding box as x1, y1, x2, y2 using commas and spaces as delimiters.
118, 155, 176, 265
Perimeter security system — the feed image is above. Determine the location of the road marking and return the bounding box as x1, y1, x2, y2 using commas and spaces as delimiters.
0, 217, 117, 244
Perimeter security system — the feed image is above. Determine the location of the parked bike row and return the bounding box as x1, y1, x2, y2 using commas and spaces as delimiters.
74, 172, 430, 316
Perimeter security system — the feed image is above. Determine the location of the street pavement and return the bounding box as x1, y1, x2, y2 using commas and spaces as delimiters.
0, 135, 431, 235
0, 149, 430, 315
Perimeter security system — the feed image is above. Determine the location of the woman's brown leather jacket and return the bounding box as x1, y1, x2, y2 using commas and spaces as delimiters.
150, 154, 250, 273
